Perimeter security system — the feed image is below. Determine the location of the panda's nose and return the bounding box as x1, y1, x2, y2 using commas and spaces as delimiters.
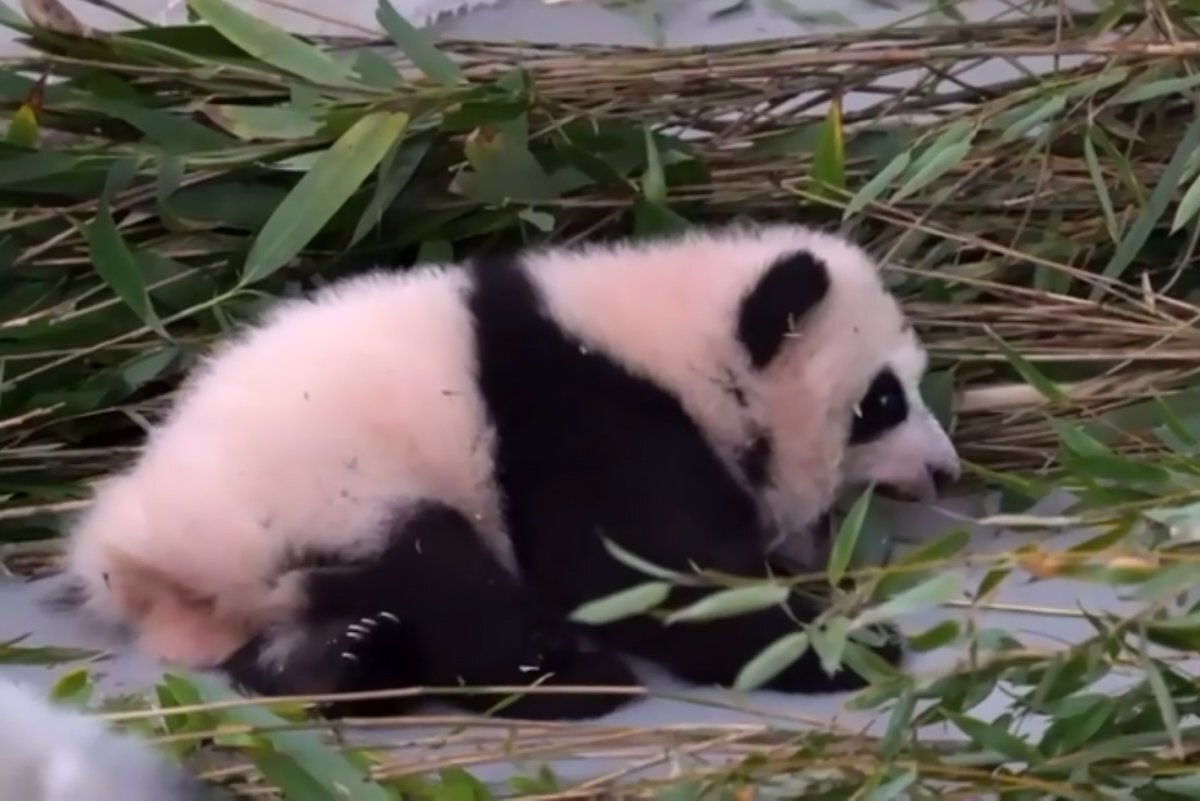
928, 462, 960, 492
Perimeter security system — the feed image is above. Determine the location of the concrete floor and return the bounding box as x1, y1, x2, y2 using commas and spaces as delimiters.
0, 0, 1152, 788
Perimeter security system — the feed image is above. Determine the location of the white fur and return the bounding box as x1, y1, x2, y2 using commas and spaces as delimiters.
64, 222, 957, 671
0, 679, 209, 801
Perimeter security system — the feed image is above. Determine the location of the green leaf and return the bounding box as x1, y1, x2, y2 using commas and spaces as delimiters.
242, 110, 409, 285
843, 150, 909, 218
974, 566, 1012, 601
733, 631, 808, 691
998, 94, 1066, 143
811, 95, 845, 195
0, 635, 98, 665
1156, 773, 1200, 796
351, 134, 432, 245
854, 572, 960, 628
49, 667, 93, 705
891, 140, 971, 201
1171, 171, 1200, 232
253, 750, 332, 801
665, 584, 789, 625
946, 711, 1043, 764
184, 672, 391, 800
85, 199, 168, 339
569, 581, 672, 625
641, 127, 666, 203
1140, 640, 1183, 758
186, 0, 360, 87
811, 616, 851, 675
376, 0, 463, 86
602, 538, 691, 583
5, 103, 38, 148
1083, 129, 1120, 243
352, 48, 401, 89
863, 765, 917, 801
1096, 112, 1200, 293
988, 329, 1066, 405
879, 681, 915, 760
454, 125, 561, 204
203, 104, 321, 141
633, 199, 690, 236
897, 527, 970, 568
827, 485, 873, 584
1112, 71, 1200, 105
907, 619, 960, 651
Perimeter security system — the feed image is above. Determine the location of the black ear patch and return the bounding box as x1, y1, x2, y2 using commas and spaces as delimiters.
849, 368, 909, 444
737, 250, 831, 369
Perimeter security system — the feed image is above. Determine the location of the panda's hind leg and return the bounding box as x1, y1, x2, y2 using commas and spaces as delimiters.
221, 610, 421, 718
345, 502, 643, 720
228, 502, 641, 721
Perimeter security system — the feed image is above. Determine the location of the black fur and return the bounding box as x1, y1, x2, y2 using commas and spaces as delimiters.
736, 250, 831, 369
221, 247, 899, 722
223, 502, 637, 720
850, 367, 909, 445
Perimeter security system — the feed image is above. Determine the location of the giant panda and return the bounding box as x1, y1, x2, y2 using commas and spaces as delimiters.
0, 679, 216, 801
61, 222, 960, 721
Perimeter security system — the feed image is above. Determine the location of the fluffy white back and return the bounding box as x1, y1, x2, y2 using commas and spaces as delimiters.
0, 679, 209, 801
67, 266, 503, 667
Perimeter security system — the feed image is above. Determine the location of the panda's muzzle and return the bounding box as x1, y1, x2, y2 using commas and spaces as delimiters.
860, 408, 962, 503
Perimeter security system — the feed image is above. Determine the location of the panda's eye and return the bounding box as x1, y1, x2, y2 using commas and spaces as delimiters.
849, 368, 909, 444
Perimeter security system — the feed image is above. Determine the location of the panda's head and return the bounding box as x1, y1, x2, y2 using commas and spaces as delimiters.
733, 226, 959, 562
838, 328, 959, 503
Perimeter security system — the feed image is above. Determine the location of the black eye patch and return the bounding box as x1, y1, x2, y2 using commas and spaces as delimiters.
849, 368, 909, 445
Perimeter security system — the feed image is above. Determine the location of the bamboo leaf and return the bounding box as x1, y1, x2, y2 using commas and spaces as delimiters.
1171, 171, 1200, 232
5, 102, 38, 148
864, 766, 917, 801
1083, 128, 1120, 242
241, 110, 408, 285
946, 711, 1043, 763
733, 631, 808, 691
827, 485, 873, 584
891, 140, 971, 201
601, 538, 691, 583
376, 0, 463, 86
907, 619, 960, 651
1112, 72, 1200, 105
811, 95, 845, 195
569, 581, 672, 625
665, 584, 789, 625
186, 0, 359, 87
879, 681, 915, 760
987, 328, 1067, 406
1139, 636, 1183, 758
854, 572, 960, 628
85, 198, 168, 339
184, 673, 391, 800
843, 150, 909, 218
1096, 112, 1200, 293
998, 94, 1066, 143
811, 616, 851, 675
641, 126, 666, 203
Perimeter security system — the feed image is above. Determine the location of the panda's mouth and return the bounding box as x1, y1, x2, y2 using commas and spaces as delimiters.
812, 509, 834, 547
876, 483, 922, 502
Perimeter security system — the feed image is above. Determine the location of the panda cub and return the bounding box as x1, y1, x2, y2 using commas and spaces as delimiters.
63, 223, 959, 721
0, 679, 215, 801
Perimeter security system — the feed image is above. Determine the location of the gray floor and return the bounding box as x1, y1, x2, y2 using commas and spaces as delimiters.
0, 0, 1148, 787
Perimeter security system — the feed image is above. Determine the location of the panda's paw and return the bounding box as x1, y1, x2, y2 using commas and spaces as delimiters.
336, 611, 406, 668
316, 611, 412, 716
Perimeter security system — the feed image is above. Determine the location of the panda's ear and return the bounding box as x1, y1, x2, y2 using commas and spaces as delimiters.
736, 249, 831, 369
